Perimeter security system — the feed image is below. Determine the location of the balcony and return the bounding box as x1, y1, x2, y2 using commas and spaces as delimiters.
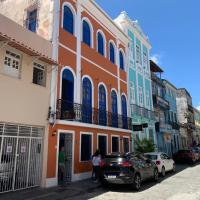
56, 99, 132, 130
153, 95, 170, 110
151, 72, 164, 86
168, 121, 180, 130
130, 104, 155, 121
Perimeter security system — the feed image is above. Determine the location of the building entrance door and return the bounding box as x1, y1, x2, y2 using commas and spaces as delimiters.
58, 133, 73, 184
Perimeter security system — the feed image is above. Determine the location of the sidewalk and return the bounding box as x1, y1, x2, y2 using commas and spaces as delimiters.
0, 179, 102, 200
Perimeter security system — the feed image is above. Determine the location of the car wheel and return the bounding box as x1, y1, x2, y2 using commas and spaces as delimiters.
154, 168, 159, 182
172, 164, 176, 172
161, 166, 165, 177
133, 173, 141, 191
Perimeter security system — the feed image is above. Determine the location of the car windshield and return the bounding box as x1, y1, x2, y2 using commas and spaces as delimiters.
145, 154, 158, 160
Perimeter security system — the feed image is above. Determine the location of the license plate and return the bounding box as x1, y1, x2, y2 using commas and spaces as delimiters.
107, 175, 116, 179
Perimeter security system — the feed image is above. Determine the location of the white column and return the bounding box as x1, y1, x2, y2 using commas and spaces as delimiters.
75, 0, 82, 104
126, 42, 131, 118
148, 49, 154, 111
141, 44, 147, 110
50, 0, 60, 112
116, 39, 121, 115
134, 37, 139, 106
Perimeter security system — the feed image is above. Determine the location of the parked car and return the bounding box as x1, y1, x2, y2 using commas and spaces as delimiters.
173, 150, 198, 164
144, 152, 175, 177
100, 152, 159, 191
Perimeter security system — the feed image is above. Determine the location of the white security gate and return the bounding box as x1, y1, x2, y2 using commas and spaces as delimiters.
0, 123, 43, 193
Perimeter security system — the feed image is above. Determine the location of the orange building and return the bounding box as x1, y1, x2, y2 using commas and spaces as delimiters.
44, 0, 132, 187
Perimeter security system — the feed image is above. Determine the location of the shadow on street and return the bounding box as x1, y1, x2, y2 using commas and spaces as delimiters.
0, 163, 199, 200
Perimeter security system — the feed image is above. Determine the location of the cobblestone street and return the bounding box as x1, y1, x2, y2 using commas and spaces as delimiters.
1, 164, 200, 200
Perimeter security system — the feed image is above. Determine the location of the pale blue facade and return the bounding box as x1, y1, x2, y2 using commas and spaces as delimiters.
115, 12, 156, 150
163, 80, 181, 153
127, 23, 156, 147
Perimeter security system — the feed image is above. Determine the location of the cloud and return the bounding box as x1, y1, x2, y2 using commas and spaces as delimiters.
151, 54, 162, 65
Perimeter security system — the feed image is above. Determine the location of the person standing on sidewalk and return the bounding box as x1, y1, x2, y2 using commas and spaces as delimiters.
58, 146, 66, 186
92, 149, 101, 182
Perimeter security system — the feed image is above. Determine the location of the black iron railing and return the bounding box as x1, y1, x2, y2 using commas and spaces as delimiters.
153, 95, 170, 110
130, 104, 155, 121
56, 99, 132, 130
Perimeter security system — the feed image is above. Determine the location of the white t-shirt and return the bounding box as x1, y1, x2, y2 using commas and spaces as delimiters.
92, 155, 101, 166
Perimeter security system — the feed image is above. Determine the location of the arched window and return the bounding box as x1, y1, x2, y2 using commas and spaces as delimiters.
63, 5, 74, 35
97, 32, 105, 56
61, 69, 74, 119
82, 20, 91, 47
121, 95, 128, 129
109, 42, 115, 64
111, 90, 118, 127
82, 77, 92, 123
119, 50, 124, 70
99, 85, 107, 125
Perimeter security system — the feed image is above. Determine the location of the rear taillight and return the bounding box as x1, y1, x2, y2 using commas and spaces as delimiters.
120, 161, 132, 167
156, 160, 161, 165
100, 160, 106, 167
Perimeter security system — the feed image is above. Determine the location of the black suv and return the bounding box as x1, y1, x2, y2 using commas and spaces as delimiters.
100, 152, 159, 190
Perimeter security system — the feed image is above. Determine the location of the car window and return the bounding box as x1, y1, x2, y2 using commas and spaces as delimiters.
160, 154, 165, 159
145, 154, 157, 160
163, 154, 170, 159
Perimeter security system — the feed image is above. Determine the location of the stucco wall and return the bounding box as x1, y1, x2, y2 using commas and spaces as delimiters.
0, 0, 52, 40
176, 97, 187, 124
0, 46, 51, 127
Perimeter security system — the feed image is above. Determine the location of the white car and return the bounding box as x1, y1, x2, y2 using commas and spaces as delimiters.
145, 152, 176, 177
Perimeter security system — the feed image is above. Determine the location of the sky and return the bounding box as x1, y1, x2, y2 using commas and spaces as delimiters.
96, 0, 200, 109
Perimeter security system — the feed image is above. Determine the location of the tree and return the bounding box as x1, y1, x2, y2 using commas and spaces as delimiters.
136, 138, 155, 153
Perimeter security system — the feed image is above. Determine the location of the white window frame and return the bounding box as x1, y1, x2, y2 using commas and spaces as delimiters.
81, 17, 94, 48
33, 62, 46, 87
111, 135, 120, 153
3, 49, 21, 79
96, 29, 107, 58
136, 44, 141, 65
61, 2, 77, 35
130, 82, 136, 104
146, 91, 150, 109
143, 50, 148, 69
79, 132, 93, 162
122, 136, 130, 153
139, 87, 143, 107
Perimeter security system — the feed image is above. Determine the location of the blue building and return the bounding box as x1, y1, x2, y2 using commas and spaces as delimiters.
150, 61, 173, 156
163, 80, 181, 153
115, 12, 156, 150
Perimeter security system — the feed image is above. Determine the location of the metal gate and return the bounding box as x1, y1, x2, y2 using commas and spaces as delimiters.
0, 123, 43, 193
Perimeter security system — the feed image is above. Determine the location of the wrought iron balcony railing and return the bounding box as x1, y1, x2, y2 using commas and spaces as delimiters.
153, 95, 170, 110
56, 99, 132, 130
130, 104, 155, 121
